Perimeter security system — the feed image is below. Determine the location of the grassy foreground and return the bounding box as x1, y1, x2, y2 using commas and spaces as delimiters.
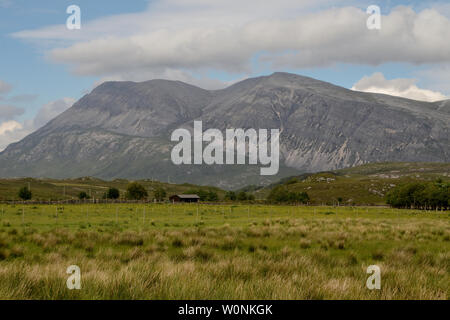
0, 204, 448, 299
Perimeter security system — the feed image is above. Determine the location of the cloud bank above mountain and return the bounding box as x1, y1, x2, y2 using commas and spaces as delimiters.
352, 72, 448, 102
12, 2, 450, 83
0, 95, 75, 151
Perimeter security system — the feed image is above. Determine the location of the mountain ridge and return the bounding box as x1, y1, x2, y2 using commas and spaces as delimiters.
0, 72, 448, 188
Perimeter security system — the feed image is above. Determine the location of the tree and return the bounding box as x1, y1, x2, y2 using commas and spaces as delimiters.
294, 191, 310, 204
154, 187, 167, 202
386, 181, 449, 210
126, 183, 148, 200
388, 182, 425, 209
268, 186, 310, 204
106, 187, 120, 200
18, 187, 32, 201
224, 191, 237, 201
237, 191, 248, 201
78, 191, 89, 200
267, 186, 289, 203
206, 190, 219, 202
196, 190, 208, 201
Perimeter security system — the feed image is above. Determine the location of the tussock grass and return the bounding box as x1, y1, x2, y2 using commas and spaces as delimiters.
0, 204, 448, 299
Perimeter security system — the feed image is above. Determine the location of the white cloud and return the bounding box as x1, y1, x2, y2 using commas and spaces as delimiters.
0, 80, 12, 95
10, 3, 450, 83
431, 2, 450, 18
0, 120, 30, 151
0, 120, 22, 136
0, 98, 75, 152
12, 0, 343, 40
351, 72, 448, 102
416, 64, 450, 98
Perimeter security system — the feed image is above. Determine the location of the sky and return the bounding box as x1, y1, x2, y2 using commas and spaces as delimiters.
0, 0, 450, 151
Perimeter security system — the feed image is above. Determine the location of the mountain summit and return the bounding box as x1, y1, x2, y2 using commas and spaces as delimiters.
0, 72, 448, 188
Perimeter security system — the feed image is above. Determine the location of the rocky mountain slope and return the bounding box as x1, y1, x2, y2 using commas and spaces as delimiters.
0, 72, 448, 189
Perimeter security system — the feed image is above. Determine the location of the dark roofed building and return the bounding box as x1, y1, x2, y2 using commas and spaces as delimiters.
169, 194, 200, 203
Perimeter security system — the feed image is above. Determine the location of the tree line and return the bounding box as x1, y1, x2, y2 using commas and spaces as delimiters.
17, 183, 166, 202
17, 183, 311, 204
266, 185, 310, 204
17, 182, 224, 203
386, 180, 449, 210
16, 178, 449, 209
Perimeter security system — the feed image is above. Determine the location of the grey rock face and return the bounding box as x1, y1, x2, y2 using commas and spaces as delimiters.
0, 72, 448, 189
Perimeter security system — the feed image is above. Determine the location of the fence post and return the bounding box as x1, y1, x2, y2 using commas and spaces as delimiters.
143, 207, 146, 224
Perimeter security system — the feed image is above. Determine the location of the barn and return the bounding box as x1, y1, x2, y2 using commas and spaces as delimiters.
169, 194, 200, 203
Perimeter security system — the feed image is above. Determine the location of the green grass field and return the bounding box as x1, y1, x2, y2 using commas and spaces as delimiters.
0, 203, 448, 299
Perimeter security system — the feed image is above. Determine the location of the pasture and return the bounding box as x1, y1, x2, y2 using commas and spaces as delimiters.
0, 203, 448, 299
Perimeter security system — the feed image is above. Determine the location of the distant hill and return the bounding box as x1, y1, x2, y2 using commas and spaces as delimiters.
0, 177, 225, 202
1, 162, 448, 204
0, 72, 448, 189
254, 162, 450, 205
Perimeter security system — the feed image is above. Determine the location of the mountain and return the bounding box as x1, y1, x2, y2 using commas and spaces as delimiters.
0, 72, 448, 189
436, 99, 450, 113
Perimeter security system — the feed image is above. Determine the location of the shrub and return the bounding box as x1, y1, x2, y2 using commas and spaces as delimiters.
78, 191, 89, 200
206, 191, 219, 202
18, 187, 32, 201
237, 191, 248, 201
125, 183, 148, 200
224, 191, 237, 201
267, 186, 309, 204
153, 187, 166, 202
106, 187, 120, 200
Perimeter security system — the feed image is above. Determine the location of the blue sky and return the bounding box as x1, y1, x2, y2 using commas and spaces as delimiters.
0, 1, 149, 120
0, 0, 449, 150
